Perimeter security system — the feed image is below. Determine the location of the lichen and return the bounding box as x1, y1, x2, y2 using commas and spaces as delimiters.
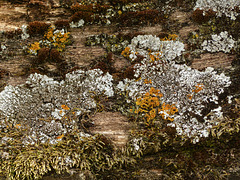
201, 31, 236, 53
0, 69, 114, 145
194, 0, 240, 20
1, 0, 240, 179
117, 35, 231, 144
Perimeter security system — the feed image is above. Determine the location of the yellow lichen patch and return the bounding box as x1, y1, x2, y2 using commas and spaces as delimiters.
148, 50, 162, 62
56, 134, 64, 139
15, 124, 21, 129
160, 34, 178, 41
121, 47, 131, 58
61, 104, 70, 110
144, 79, 152, 84
187, 83, 204, 101
158, 102, 178, 121
134, 87, 173, 126
192, 83, 204, 93
118, 10, 122, 15
28, 42, 41, 55
44, 27, 70, 52
28, 27, 70, 56
192, 33, 199, 39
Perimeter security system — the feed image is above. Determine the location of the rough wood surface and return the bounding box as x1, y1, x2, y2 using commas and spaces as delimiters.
191, 52, 235, 70
89, 112, 132, 148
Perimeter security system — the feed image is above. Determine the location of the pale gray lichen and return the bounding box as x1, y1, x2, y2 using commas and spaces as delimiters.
70, 19, 85, 28
194, 0, 240, 20
0, 43, 7, 56
20, 25, 30, 40
117, 35, 231, 143
127, 35, 185, 62
201, 31, 236, 53
0, 69, 114, 144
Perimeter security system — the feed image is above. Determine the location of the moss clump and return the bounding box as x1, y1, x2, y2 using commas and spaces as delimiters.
69, 3, 111, 24
70, 11, 94, 23
109, 0, 145, 5
35, 48, 62, 64
27, 21, 51, 37
54, 20, 70, 30
49, 49, 62, 63
7, 0, 28, 4
191, 8, 216, 24
0, 126, 136, 180
36, 47, 50, 64
68, 1, 158, 26
3, 29, 22, 39
118, 9, 165, 26
70, 3, 94, 13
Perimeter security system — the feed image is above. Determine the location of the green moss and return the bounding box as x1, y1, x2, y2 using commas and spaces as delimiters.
0, 129, 136, 180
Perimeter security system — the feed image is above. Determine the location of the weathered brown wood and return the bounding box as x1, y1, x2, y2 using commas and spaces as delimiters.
89, 112, 131, 148
191, 52, 235, 70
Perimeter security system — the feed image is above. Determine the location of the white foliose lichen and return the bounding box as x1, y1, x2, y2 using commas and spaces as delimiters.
0, 44, 6, 51
117, 35, 231, 143
201, 31, 236, 53
0, 69, 114, 144
127, 35, 185, 63
194, 0, 240, 20
70, 19, 85, 28
0, 44, 7, 55
21, 25, 30, 40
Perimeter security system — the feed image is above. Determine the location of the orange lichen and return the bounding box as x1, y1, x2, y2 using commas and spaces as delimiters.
187, 94, 193, 100
133, 87, 176, 126
44, 27, 70, 52
121, 47, 131, 58
135, 88, 162, 114
149, 87, 163, 97
28, 42, 41, 55
192, 83, 204, 93
148, 49, 162, 62
187, 83, 204, 101
56, 134, 64, 139
144, 79, 152, 84
158, 102, 178, 122
15, 124, 21, 129
160, 34, 178, 41
61, 105, 70, 110
28, 27, 70, 56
